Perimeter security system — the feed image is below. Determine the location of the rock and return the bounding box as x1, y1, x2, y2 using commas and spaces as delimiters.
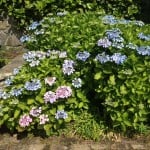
70, 144, 91, 150
5, 34, 22, 46
131, 144, 146, 150
0, 31, 7, 45
0, 20, 10, 30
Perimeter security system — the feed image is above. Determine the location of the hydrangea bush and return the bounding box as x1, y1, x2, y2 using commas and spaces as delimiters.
0, 12, 150, 136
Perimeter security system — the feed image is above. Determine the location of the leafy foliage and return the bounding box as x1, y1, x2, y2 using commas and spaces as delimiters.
0, 12, 150, 138
0, 0, 141, 28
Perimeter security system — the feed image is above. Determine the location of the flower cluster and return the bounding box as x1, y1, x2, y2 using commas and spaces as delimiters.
55, 110, 68, 119
72, 78, 82, 88
10, 88, 23, 97
138, 33, 150, 41
44, 85, 72, 104
102, 15, 144, 26
28, 21, 40, 30
46, 50, 67, 59
136, 46, 150, 56
126, 43, 138, 50
19, 114, 32, 127
30, 107, 42, 117
4, 76, 14, 86
45, 77, 56, 86
76, 51, 90, 61
0, 90, 10, 99
39, 114, 49, 124
96, 52, 127, 64
44, 91, 57, 103
62, 60, 75, 75
56, 86, 72, 99
23, 51, 46, 67
24, 79, 41, 91
13, 67, 21, 75
97, 38, 112, 48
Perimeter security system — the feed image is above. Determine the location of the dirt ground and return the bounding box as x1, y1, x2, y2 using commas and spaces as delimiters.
0, 131, 150, 150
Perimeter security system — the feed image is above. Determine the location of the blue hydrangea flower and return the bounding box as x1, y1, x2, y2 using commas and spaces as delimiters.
10, 88, 23, 97
72, 78, 82, 88
4, 76, 14, 86
24, 79, 41, 91
62, 60, 75, 75
110, 53, 127, 64
29, 60, 40, 67
76, 51, 90, 61
138, 33, 150, 41
56, 11, 67, 16
23, 51, 36, 62
112, 42, 124, 49
126, 43, 138, 50
20, 35, 31, 43
133, 21, 144, 26
34, 29, 44, 35
28, 21, 40, 30
0, 90, 10, 99
136, 46, 150, 56
97, 38, 112, 48
95, 52, 110, 64
55, 110, 68, 119
102, 15, 117, 25
105, 28, 123, 42
13, 67, 21, 75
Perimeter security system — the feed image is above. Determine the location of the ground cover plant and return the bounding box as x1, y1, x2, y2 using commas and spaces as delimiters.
0, 11, 150, 139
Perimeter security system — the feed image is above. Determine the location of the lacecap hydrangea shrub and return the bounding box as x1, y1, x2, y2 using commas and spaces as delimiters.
0, 12, 150, 136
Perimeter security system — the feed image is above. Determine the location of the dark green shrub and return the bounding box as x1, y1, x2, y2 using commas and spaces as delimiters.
0, 0, 141, 28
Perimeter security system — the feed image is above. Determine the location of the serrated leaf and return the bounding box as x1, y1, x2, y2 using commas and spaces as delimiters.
27, 99, 35, 105
78, 102, 84, 108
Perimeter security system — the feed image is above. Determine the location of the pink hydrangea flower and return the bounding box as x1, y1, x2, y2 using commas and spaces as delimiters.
19, 114, 32, 127
29, 107, 42, 117
56, 86, 72, 99
45, 77, 56, 86
39, 114, 49, 124
44, 91, 57, 103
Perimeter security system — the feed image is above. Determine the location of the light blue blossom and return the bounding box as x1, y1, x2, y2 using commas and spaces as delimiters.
20, 35, 31, 43
55, 110, 68, 119
34, 29, 44, 35
24, 79, 41, 91
72, 78, 82, 88
0, 90, 10, 99
110, 53, 127, 64
105, 28, 123, 42
133, 20, 144, 26
102, 15, 117, 25
59, 51, 67, 58
28, 21, 40, 30
62, 60, 75, 75
138, 33, 150, 41
112, 42, 124, 49
136, 46, 150, 56
10, 88, 23, 97
97, 38, 112, 48
126, 43, 138, 50
4, 76, 14, 86
29, 60, 40, 67
76, 51, 90, 61
13, 67, 21, 75
95, 52, 110, 64
56, 11, 67, 16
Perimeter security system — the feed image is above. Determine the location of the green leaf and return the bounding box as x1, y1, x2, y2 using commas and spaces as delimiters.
120, 85, 127, 95
94, 72, 102, 80
14, 109, 21, 119
44, 124, 52, 136
78, 102, 84, 108
27, 99, 35, 105
108, 75, 116, 85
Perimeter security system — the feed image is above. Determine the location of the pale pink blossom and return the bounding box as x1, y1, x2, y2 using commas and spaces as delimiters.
44, 91, 57, 103
19, 114, 32, 127
45, 77, 56, 86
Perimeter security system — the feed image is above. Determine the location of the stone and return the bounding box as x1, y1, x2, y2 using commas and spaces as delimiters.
0, 31, 7, 45
70, 144, 91, 150
28, 144, 45, 150
90, 144, 110, 150
5, 34, 22, 46
0, 20, 10, 30
131, 144, 146, 150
